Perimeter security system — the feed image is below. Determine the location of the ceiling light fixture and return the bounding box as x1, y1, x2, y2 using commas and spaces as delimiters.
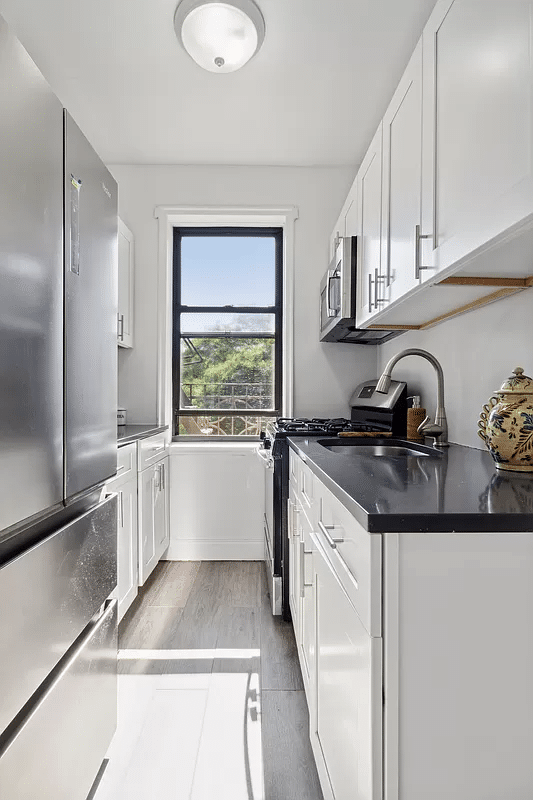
174, 0, 265, 73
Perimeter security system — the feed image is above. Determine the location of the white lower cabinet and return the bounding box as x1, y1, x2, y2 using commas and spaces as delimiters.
106, 442, 139, 622
138, 455, 169, 585
116, 476, 138, 621
299, 512, 315, 694
289, 446, 533, 800
312, 533, 382, 800
287, 484, 301, 631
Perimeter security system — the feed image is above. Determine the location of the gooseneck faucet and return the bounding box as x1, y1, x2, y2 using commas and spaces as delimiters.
375, 348, 449, 447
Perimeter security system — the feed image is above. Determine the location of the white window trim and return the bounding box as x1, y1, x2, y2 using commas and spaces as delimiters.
154, 205, 298, 433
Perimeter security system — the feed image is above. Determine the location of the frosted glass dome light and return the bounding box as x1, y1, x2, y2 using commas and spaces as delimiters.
174, 0, 265, 73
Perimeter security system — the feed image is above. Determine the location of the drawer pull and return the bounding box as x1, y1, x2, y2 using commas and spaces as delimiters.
311, 531, 359, 593
318, 519, 344, 548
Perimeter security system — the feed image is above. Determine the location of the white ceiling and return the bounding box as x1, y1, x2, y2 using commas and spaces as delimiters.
0, 0, 436, 166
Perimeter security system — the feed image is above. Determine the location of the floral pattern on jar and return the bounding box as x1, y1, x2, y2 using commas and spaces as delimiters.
478, 368, 533, 472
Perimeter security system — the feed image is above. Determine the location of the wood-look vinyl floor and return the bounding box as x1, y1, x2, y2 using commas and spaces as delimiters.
92, 561, 323, 800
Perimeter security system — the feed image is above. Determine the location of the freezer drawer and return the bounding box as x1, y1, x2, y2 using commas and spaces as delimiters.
0, 494, 117, 735
0, 599, 117, 800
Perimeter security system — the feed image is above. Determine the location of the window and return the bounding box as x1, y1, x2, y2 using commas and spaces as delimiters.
173, 227, 283, 437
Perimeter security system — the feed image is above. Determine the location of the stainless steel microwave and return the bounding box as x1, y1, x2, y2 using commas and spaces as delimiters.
319, 236, 403, 345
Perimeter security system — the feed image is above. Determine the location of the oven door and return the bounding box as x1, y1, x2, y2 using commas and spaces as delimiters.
256, 447, 282, 615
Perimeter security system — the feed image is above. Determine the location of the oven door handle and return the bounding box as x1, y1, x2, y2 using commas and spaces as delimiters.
255, 447, 274, 469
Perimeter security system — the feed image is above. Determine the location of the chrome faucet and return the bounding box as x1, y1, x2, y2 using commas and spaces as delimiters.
375, 348, 449, 447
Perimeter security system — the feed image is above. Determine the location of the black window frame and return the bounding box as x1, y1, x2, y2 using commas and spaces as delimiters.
172, 226, 283, 437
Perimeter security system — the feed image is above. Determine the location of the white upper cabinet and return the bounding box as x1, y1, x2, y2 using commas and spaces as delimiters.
118, 219, 134, 348
421, 0, 533, 279
333, 0, 533, 332
344, 191, 358, 237
329, 183, 358, 261
329, 212, 344, 260
381, 39, 423, 304
356, 124, 384, 327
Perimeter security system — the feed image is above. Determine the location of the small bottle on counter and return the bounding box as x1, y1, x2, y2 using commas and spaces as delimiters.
407, 396, 426, 441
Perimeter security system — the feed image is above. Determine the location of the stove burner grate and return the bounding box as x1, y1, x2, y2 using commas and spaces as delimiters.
273, 417, 384, 435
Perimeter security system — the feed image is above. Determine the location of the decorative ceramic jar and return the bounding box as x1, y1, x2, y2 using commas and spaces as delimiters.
478, 367, 533, 472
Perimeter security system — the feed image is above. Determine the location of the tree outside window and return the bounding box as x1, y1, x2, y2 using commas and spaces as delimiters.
173, 229, 282, 437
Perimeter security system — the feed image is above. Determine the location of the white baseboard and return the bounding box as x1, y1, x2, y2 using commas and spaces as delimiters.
165, 539, 265, 561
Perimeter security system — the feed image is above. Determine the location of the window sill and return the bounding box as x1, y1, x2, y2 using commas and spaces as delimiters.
171, 438, 261, 454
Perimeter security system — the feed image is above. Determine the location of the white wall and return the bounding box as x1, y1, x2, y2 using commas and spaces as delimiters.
110, 164, 377, 424
168, 442, 264, 560
377, 288, 532, 449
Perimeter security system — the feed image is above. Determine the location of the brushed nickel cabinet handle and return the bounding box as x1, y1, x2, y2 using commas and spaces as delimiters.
318, 519, 344, 548
374, 268, 386, 305
414, 224, 432, 280
299, 540, 313, 597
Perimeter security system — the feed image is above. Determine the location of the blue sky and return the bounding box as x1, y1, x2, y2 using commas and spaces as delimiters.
181, 236, 276, 308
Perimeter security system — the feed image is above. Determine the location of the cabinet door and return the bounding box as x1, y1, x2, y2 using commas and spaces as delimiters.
288, 485, 301, 631
154, 457, 170, 559
117, 477, 138, 621
118, 219, 134, 348
138, 465, 157, 585
299, 512, 315, 697
344, 192, 358, 237
329, 212, 344, 260
422, 0, 533, 277
313, 536, 382, 800
382, 39, 423, 303
356, 125, 384, 327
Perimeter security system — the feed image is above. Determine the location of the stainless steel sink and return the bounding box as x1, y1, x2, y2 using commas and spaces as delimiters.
317, 439, 442, 458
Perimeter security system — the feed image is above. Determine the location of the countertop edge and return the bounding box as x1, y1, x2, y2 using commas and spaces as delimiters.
287, 437, 533, 534
117, 425, 169, 446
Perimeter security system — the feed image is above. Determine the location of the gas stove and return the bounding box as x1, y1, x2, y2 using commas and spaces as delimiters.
260, 380, 408, 620
266, 417, 381, 438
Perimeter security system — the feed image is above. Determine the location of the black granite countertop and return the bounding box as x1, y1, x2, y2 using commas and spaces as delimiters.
117, 424, 168, 446
288, 436, 533, 533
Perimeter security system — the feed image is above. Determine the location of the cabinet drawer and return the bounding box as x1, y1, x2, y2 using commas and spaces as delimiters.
315, 479, 381, 636
137, 433, 168, 471
115, 442, 136, 481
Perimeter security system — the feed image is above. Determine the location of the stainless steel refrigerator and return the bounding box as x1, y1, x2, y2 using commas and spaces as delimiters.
0, 14, 119, 799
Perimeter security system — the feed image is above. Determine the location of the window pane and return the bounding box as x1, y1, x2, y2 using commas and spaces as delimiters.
181, 312, 275, 335
177, 415, 272, 437
180, 236, 276, 307
180, 337, 275, 411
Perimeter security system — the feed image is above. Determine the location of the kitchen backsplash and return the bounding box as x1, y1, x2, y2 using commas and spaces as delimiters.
378, 287, 532, 449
